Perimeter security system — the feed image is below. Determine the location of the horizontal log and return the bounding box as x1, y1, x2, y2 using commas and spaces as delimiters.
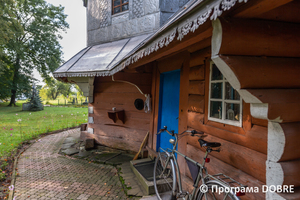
187, 37, 211, 53
252, 117, 268, 127
92, 92, 147, 112
280, 123, 300, 161
248, 89, 300, 122
188, 95, 204, 113
94, 135, 142, 153
257, 1, 300, 24
187, 135, 266, 183
205, 120, 246, 135
213, 18, 300, 57
247, 89, 300, 104
94, 82, 151, 94
188, 111, 268, 154
231, 0, 293, 18
186, 144, 265, 199
219, 56, 300, 89
90, 123, 148, 152
189, 47, 211, 67
189, 108, 248, 135
95, 71, 152, 85
189, 81, 205, 95
91, 109, 150, 120
268, 103, 300, 123
189, 65, 205, 81
188, 111, 205, 125
267, 159, 300, 188
268, 122, 300, 162
90, 109, 150, 130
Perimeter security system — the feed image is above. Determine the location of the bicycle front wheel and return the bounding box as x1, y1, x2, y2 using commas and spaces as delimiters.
153, 152, 177, 200
196, 181, 239, 200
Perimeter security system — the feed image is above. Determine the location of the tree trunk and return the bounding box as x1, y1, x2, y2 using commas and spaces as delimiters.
8, 89, 17, 107
8, 58, 20, 107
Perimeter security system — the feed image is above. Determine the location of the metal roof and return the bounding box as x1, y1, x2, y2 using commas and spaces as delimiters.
53, 34, 151, 77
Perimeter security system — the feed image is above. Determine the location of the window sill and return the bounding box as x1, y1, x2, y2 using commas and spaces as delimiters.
112, 10, 129, 18
208, 117, 242, 127
206, 120, 246, 135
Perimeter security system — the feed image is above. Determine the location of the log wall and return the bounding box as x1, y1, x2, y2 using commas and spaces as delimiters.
145, 46, 268, 199
79, 1, 300, 199
211, 15, 300, 199
88, 71, 152, 152
179, 49, 268, 187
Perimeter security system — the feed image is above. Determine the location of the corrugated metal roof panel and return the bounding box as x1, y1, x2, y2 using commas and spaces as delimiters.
107, 34, 151, 69
68, 38, 129, 73
55, 47, 90, 73
53, 33, 151, 77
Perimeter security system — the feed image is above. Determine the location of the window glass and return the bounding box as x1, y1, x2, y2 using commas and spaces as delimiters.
210, 83, 222, 99
209, 62, 242, 126
225, 82, 240, 100
211, 64, 223, 80
210, 101, 222, 119
113, 0, 129, 14
114, 0, 121, 6
114, 7, 121, 14
122, 4, 129, 11
225, 103, 240, 121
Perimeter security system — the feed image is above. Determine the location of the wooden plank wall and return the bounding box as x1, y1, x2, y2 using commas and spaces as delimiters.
88, 71, 152, 152
181, 47, 268, 198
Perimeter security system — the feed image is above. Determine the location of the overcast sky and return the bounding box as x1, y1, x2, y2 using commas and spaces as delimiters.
33, 0, 87, 84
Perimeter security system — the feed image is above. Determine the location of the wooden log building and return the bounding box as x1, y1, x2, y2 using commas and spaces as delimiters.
54, 0, 300, 199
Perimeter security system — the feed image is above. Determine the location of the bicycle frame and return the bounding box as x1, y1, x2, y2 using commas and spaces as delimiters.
158, 133, 211, 200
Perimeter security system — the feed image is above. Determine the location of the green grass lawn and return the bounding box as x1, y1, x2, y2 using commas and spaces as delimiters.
0, 102, 88, 158
18, 97, 86, 106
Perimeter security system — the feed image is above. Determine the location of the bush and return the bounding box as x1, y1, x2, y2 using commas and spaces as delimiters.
28, 87, 43, 111
45, 101, 52, 105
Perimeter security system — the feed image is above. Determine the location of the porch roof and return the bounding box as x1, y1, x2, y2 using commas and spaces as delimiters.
53, 33, 151, 78
53, 0, 249, 78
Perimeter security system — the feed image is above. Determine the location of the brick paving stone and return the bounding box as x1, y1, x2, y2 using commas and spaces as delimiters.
13, 129, 129, 200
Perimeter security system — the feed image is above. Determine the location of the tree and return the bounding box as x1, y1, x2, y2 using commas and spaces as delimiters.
0, 0, 23, 100
28, 85, 43, 111
41, 77, 73, 100
0, 0, 21, 47
1, 0, 68, 106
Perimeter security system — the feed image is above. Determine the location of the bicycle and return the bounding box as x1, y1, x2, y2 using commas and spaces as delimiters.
153, 126, 247, 200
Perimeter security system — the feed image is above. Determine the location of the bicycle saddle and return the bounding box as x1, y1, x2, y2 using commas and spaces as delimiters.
198, 139, 221, 148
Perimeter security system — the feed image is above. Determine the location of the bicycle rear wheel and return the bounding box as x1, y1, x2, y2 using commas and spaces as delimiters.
153, 152, 177, 200
196, 181, 239, 200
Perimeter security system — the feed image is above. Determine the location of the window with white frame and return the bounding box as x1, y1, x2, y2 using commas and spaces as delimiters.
208, 62, 243, 127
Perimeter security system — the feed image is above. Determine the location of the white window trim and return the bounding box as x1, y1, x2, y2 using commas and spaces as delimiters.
208, 62, 243, 127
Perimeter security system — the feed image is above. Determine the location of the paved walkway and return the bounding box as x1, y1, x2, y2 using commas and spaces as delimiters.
13, 129, 129, 200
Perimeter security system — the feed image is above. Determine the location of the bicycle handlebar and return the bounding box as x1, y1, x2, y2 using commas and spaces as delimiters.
186, 129, 204, 136
157, 126, 204, 137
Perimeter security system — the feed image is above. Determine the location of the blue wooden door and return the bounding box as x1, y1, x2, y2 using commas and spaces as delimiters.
157, 69, 180, 152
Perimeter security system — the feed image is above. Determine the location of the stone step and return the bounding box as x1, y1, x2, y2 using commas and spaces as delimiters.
130, 158, 157, 195
120, 162, 148, 197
